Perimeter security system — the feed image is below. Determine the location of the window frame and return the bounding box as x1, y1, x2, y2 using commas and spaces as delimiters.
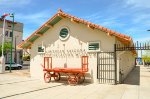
87, 41, 101, 52
9, 31, 13, 37
59, 27, 70, 41
37, 46, 45, 53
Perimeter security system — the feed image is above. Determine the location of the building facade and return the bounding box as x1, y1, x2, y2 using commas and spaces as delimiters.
0, 18, 23, 64
19, 9, 136, 84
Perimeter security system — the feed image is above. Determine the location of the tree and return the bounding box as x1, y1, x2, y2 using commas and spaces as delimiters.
142, 40, 150, 62
142, 55, 150, 62
0, 42, 12, 56
145, 40, 150, 55
23, 55, 30, 61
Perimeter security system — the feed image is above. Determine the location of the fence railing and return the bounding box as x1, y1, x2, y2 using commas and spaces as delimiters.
115, 41, 150, 51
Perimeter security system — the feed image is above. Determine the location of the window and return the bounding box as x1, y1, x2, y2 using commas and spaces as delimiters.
38, 46, 45, 53
59, 27, 69, 40
9, 31, 12, 37
8, 25, 11, 28
88, 41, 100, 52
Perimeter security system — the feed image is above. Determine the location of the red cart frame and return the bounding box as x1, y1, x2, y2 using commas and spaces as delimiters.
41, 56, 88, 85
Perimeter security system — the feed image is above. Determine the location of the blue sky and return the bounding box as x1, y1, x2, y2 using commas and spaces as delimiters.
0, 0, 150, 42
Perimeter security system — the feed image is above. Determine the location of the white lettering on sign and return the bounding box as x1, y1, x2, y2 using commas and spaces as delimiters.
39, 48, 97, 58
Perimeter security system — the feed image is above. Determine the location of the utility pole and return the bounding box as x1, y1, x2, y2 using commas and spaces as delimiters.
15, 36, 16, 63
14, 36, 18, 63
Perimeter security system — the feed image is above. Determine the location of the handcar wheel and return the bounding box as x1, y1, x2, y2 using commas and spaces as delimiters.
54, 72, 60, 81
44, 72, 51, 83
68, 75, 78, 86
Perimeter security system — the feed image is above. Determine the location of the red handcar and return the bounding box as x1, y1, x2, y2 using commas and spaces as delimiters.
41, 56, 88, 85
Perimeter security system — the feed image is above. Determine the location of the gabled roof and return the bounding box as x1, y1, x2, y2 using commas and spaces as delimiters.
19, 9, 132, 49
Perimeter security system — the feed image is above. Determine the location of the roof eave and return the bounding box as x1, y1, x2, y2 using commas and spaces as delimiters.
19, 9, 132, 49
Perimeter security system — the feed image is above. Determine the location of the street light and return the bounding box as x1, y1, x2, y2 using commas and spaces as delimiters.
9, 13, 14, 73
147, 30, 150, 31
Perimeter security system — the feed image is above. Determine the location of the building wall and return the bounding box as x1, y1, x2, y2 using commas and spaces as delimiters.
0, 20, 23, 64
5, 50, 22, 64
0, 20, 23, 32
116, 40, 136, 83
30, 18, 116, 83
118, 51, 135, 82
115, 40, 136, 83
0, 27, 23, 46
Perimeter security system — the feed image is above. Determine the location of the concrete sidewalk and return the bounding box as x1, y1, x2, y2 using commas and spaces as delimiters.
0, 65, 150, 99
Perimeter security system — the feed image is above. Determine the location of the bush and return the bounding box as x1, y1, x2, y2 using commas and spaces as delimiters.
23, 55, 30, 61
142, 55, 150, 62
0, 42, 12, 56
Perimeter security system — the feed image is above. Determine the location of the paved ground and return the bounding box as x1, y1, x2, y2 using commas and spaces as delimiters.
4, 65, 30, 77
0, 65, 150, 99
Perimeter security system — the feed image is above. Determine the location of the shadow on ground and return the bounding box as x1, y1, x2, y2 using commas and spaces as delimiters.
123, 66, 140, 85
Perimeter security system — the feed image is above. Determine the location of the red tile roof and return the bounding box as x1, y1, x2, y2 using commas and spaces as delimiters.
19, 9, 132, 48
57, 9, 131, 42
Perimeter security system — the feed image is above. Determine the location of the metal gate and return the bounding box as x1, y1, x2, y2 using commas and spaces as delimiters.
97, 52, 116, 84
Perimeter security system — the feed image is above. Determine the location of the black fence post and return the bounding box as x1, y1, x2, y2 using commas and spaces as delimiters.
97, 52, 99, 79
114, 44, 117, 84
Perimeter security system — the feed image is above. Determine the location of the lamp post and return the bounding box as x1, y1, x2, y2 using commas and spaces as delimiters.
9, 13, 14, 73
14, 36, 19, 63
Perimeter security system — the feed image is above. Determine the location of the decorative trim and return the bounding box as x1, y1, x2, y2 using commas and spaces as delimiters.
35, 33, 43, 37
45, 24, 53, 28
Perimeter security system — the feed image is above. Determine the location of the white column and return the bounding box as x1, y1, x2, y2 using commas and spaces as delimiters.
0, 18, 6, 73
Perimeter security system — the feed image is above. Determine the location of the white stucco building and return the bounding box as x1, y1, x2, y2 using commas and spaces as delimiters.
19, 9, 136, 84
0, 18, 23, 64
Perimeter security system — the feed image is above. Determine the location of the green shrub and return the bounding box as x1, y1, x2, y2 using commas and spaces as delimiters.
0, 42, 12, 56
23, 55, 30, 61
142, 55, 150, 62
